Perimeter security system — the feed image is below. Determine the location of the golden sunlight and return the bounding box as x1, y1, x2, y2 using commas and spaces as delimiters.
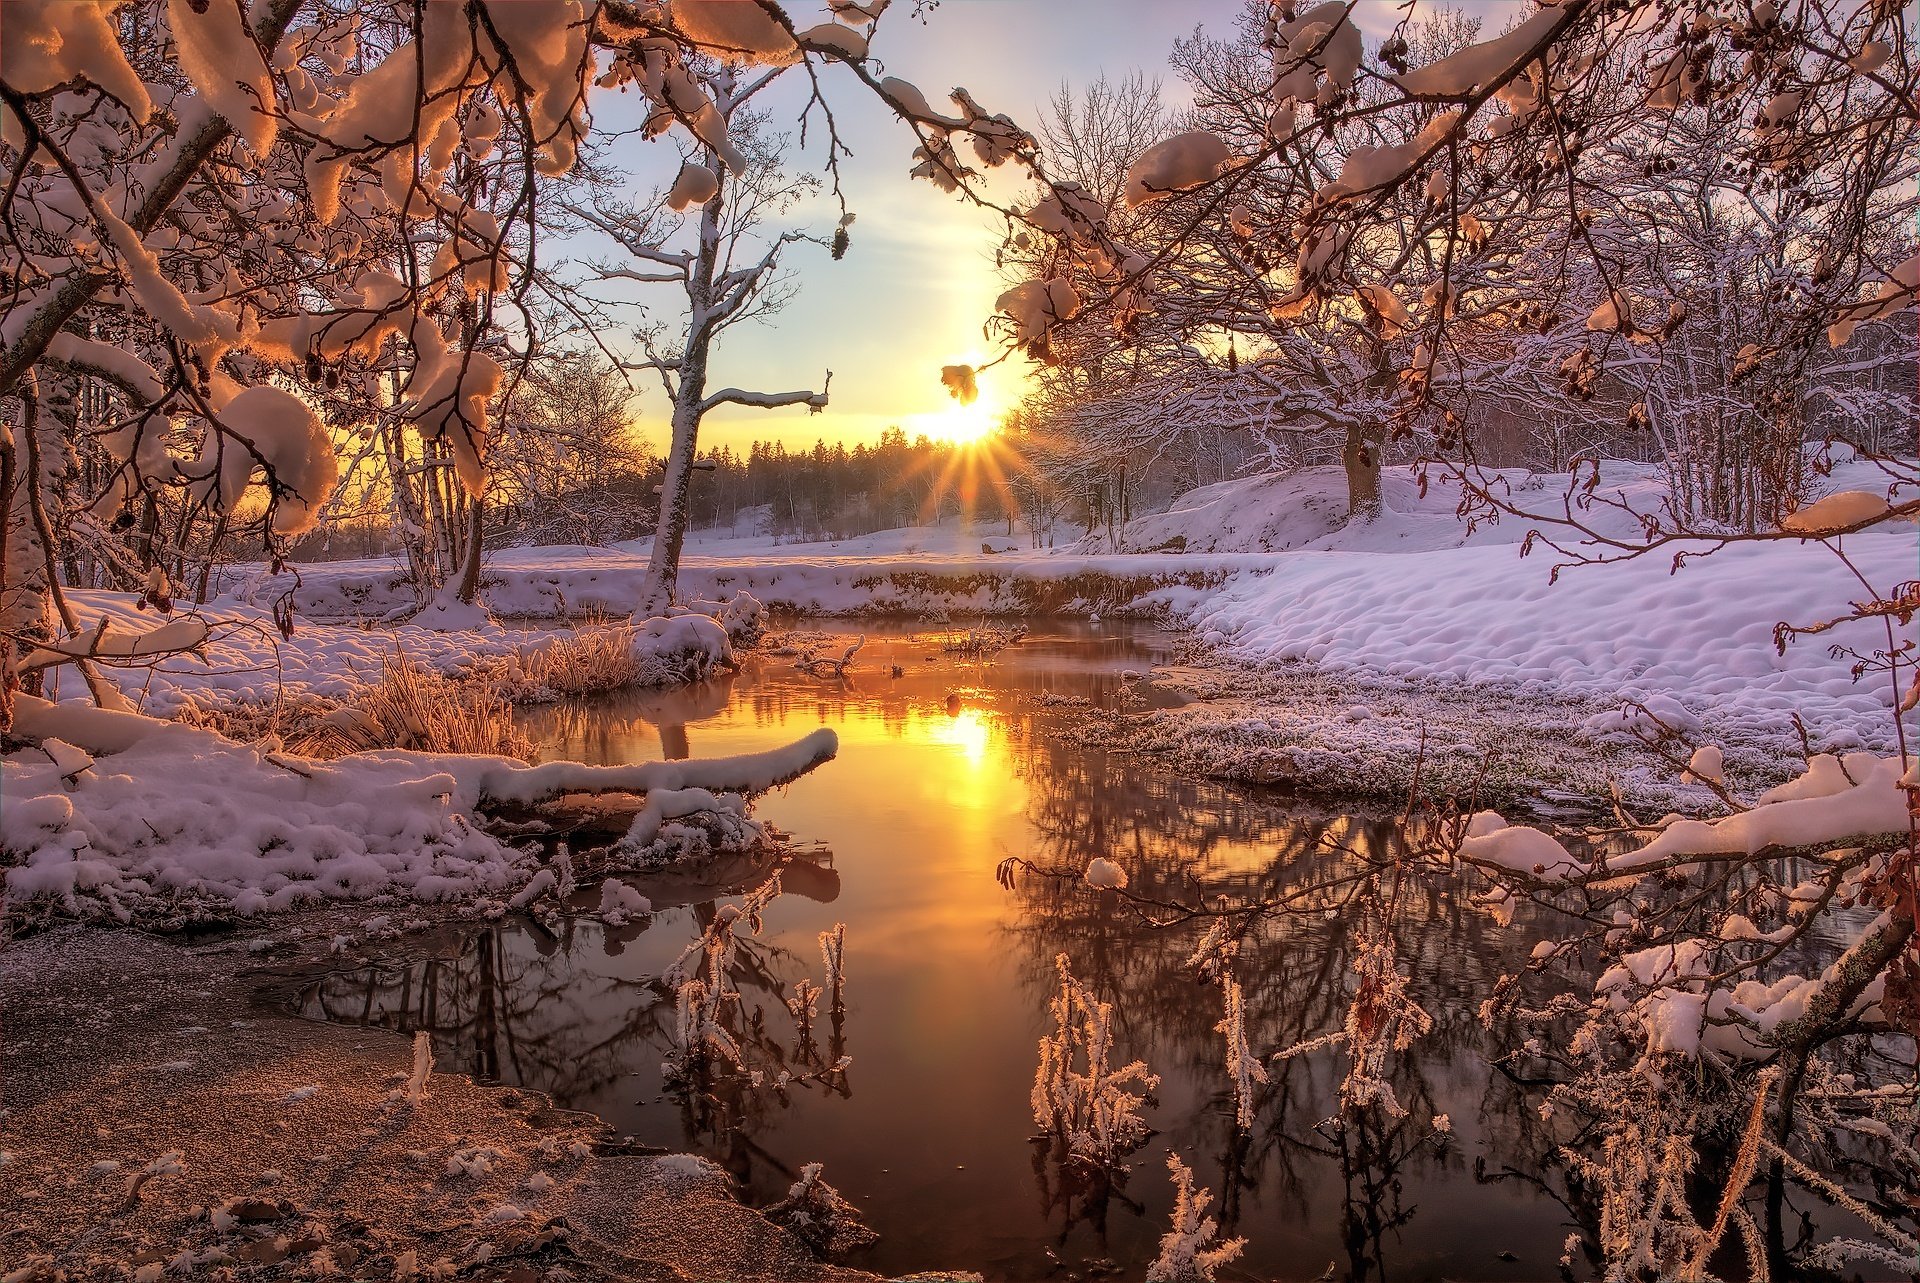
919, 398, 1000, 446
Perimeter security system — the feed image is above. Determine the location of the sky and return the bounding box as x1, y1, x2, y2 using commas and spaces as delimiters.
577, 0, 1246, 454
579, 0, 1496, 456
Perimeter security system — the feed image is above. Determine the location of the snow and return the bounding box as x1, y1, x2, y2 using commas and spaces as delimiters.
598, 879, 652, 925
1083, 857, 1128, 889
2, 692, 837, 922
996, 277, 1083, 344
167, 0, 278, 156
799, 22, 869, 60
667, 162, 720, 211
1396, 7, 1568, 99
1271, 2, 1363, 104
214, 386, 340, 535
1780, 489, 1894, 534
1457, 816, 1584, 879
0, 0, 151, 147
1684, 744, 1723, 785
1124, 130, 1233, 208
198, 456, 1916, 769
672, 0, 801, 65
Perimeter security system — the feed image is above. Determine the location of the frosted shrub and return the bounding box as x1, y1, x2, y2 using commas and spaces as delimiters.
1188, 920, 1266, 1131
662, 880, 853, 1092
819, 923, 847, 1013
786, 978, 823, 1049
766, 1161, 878, 1257
1216, 975, 1266, 1132
1032, 953, 1160, 1167
1146, 1154, 1246, 1283
1335, 919, 1433, 1119
661, 874, 782, 1084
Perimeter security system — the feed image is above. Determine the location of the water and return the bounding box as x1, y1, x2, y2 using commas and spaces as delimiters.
272, 622, 1586, 1280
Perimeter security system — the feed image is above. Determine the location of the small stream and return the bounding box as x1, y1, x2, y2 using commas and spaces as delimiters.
274, 622, 1579, 1280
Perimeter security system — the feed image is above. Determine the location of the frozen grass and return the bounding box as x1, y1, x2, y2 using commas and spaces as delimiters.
173, 623, 651, 761
296, 655, 537, 760
495, 620, 648, 701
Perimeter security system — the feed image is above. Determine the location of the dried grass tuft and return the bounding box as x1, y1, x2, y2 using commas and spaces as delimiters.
295, 655, 536, 760
498, 623, 644, 701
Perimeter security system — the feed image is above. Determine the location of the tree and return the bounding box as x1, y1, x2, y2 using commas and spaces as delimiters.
0, 0, 1052, 716
987, 0, 1917, 527
566, 73, 831, 614
983, 6, 1920, 1275
491, 349, 655, 547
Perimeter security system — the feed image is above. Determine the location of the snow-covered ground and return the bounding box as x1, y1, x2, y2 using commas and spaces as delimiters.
11, 456, 1912, 925
221, 458, 1916, 757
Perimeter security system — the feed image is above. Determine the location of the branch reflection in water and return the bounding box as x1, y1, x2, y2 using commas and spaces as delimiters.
270, 623, 1909, 1281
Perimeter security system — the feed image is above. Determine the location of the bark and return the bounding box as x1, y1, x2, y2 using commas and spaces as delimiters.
638, 171, 724, 618
2, 377, 58, 700
638, 354, 709, 616
1343, 420, 1384, 522
453, 492, 485, 605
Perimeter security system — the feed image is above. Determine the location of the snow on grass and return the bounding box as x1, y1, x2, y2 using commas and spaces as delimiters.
2, 694, 837, 926
1153, 530, 1912, 749
42, 591, 738, 736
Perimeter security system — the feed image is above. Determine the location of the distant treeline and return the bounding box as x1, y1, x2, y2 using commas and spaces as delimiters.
684, 427, 1026, 540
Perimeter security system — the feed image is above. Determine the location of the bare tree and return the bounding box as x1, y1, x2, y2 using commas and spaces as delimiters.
568, 70, 832, 616
491, 350, 656, 547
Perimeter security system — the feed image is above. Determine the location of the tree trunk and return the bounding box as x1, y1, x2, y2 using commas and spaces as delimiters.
453, 495, 485, 605
1343, 421, 1383, 522
638, 351, 709, 617
638, 167, 724, 619
2, 376, 57, 705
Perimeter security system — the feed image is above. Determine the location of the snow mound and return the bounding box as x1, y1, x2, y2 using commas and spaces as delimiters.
2, 697, 837, 925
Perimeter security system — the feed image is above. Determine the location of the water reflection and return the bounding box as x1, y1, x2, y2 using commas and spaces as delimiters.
267, 623, 1855, 1281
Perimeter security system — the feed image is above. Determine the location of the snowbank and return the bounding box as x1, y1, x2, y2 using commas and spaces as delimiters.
232, 543, 1243, 623
1152, 530, 1913, 751
2, 695, 837, 924
39, 591, 741, 717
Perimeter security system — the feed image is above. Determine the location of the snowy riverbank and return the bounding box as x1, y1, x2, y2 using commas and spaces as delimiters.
217, 460, 1917, 772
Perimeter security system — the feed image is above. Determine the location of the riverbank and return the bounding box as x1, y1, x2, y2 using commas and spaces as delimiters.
0, 921, 884, 1283
208, 472, 1913, 784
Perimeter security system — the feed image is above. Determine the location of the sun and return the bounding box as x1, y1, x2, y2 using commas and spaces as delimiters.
924, 398, 999, 446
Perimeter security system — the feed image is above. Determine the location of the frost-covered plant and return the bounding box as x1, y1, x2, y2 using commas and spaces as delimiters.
498, 625, 647, 700
765, 1161, 878, 1258
1032, 953, 1160, 1167
405, 1031, 434, 1108
1188, 917, 1266, 1130
1270, 888, 1432, 1121
1454, 735, 1920, 1275
661, 874, 783, 1084
1216, 975, 1267, 1132
295, 656, 535, 760
1145, 1153, 1246, 1283
819, 923, 847, 1013
1336, 917, 1434, 1119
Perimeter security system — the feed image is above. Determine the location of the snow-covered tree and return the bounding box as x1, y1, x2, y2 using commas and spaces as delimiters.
994, 0, 1918, 528
566, 75, 833, 614
0, 0, 1047, 718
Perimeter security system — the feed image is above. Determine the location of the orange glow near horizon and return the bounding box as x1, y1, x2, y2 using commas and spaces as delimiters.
919, 398, 1001, 446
